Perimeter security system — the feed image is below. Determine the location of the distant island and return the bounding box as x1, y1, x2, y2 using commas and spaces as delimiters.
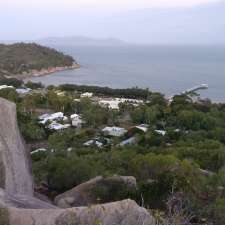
0, 43, 80, 79
37, 36, 128, 46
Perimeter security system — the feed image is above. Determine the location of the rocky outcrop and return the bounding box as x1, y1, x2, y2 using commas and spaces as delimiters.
55, 176, 137, 208
8, 199, 155, 225
0, 97, 156, 225
0, 188, 56, 209
0, 97, 33, 196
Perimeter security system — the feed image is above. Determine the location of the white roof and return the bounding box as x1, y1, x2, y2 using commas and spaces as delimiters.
16, 88, 31, 94
135, 124, 149, 133
84, 140, 103, 148
0, 85, 14, 90
102, 126, 126, 132
70, 113, 81, 119
102, 126, 127, 137
31, 148, 47, 154
39, 112, 64, 124
81, 92, 93, 97
99, 98, 143, 110
48, 122, 70, 131
155, 130, 166, 136
119, 137, 136, 146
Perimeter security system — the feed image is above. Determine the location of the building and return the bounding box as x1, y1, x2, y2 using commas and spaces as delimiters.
48, 122, 71, 131
0, 85, 14, 90
81, 92, 93, 98
99, 98, 144, 110
70, 114, 84, 128
102, 126, 127, 137
155, 130, 166, 136
119, 137, 137, 147
16, 88, 31, 94
83, 140, 104, 148
39, 112, 64, 124
31, 148, 47, 155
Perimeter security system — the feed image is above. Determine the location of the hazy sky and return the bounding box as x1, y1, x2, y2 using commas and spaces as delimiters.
1, 0, 221, 10
1, 0, 224, 43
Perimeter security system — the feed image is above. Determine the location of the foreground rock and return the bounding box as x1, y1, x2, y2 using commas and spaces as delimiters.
0, 188, 56, 209
0, 97, 33, 196
55, 176, 137, 208
0, 97, 156, 225
8, 199, 155, 225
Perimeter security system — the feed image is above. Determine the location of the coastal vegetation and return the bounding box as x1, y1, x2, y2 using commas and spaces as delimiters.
0, 43, 76, 78
1, 78, 225, 225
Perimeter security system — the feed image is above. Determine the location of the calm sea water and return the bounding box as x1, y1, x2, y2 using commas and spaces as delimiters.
30, 45, 225, 102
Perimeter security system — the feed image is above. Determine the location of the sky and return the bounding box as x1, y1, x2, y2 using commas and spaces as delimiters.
1, 0, 224, 44
1, 0, 221, 11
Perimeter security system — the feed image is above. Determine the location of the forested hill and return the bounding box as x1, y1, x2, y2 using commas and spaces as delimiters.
0, 43, 77, 78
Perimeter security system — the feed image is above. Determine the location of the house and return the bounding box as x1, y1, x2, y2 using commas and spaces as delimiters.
119, 137, 137, 147
127, 124, 149, 137
16, 88, 31, 94
39, 112, 64, 124
70, 114, 84, 128
155, 130, 166, 136
31, 148, 47, 155
135, 124, 149, 133
48, 122, 71, 131
99, 98, 144, 110
0, 85, 14, 90
99, 99, 121, 110
81, 92, 93, 98
83, 140, 103, 148
102, 126, 127, 137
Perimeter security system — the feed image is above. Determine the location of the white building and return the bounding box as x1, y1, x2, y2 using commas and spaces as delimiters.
39, 112, 64, 124
0, 85, 14, 90
48, 122, 71, 131
16, 88, 31, 94
134, 124, 149, 133
83, 140, 103, 148
155, 130, 166, 136
102, 126, 127, 137
31, 148, 47, 155
119, 137, 137, 147
99, 98, 143, 110
81, 92, 93, 98
70, 113, 84, 128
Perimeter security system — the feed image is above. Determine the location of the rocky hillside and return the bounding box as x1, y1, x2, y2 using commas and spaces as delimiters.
0, 97, 156, 225
0, 43, 78, 78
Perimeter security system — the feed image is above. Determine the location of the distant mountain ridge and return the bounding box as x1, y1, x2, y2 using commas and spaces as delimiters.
38, 36, 128, 46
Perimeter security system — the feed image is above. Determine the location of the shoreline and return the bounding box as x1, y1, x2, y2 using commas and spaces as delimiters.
6, 63, 80, 81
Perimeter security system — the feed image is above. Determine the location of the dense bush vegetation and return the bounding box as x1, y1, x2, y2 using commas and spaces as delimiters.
2, 80, 225, 224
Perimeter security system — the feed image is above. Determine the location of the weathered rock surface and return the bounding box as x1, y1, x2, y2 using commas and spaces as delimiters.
55, 175, 137, 208
0, 97, 33, 196
0, 188, 57, 209
0, 97, 156, 225
8, 199, 155, 225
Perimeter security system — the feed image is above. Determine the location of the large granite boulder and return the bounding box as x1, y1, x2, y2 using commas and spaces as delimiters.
55, 176, 137, 208
8, 199, 155, 225
0, 188, 56, 209
0, 97, 33, 196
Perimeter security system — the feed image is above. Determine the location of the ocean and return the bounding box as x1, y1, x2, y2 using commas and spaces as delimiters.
29, 45, 225, 102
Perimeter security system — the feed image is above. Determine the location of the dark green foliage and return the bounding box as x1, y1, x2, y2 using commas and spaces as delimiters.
17, 111, 46, 141
0, 88, 19, 102
0, 78, 23, 88
0, 208, 10, 225
59, 84, 151, 100
25, 81, 44, 89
